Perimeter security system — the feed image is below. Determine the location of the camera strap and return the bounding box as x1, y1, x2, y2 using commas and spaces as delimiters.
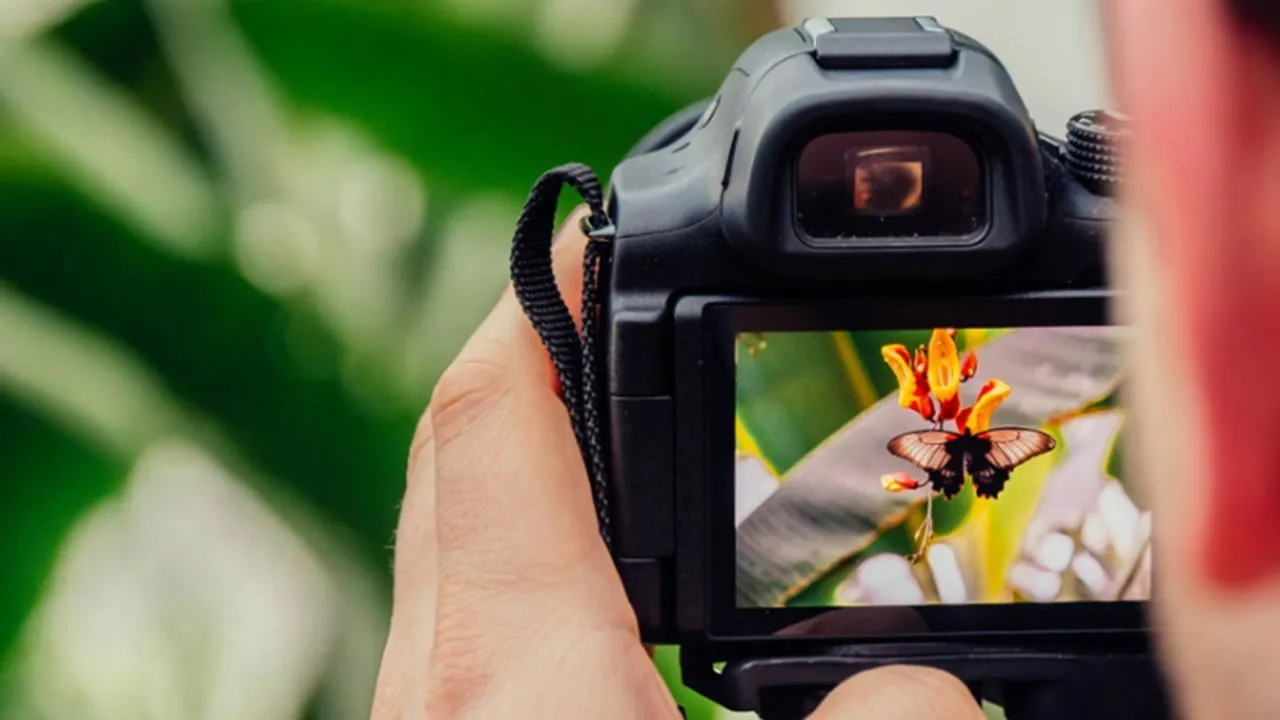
509, 163, 615, 548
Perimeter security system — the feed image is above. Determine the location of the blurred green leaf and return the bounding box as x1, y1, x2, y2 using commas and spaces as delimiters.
230, 0, 699, 199
0, 38, 223, 256
0, 1, 777, 715
1080, 386, 1121, 414
49, 0, 202, 150
736, 332, 881, 475
0, 395, 124, 669
1107, 429, 1124, 484
0, 170, 414, 568
932, 483, 977, 537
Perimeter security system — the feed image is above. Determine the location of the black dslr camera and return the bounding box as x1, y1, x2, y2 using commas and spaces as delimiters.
511, 16, 1162, 720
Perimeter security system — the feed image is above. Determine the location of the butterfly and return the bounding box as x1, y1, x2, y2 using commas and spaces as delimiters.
886, 428, 1056, 500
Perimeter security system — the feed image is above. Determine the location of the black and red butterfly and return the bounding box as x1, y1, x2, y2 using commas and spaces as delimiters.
886, 428, 1056, 500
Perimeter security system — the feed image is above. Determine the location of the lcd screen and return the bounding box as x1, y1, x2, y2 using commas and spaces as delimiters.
734, 326, 1148, 609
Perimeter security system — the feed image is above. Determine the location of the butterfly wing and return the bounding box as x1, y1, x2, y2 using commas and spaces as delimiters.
982, 428, 1057, 468
969, 428, 1057, 499
886, 431, 966, 498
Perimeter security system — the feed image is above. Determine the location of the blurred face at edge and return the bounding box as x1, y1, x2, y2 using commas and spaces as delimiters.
1106, 0, 1280, 718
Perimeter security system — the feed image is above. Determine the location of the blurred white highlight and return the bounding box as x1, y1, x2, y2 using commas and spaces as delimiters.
850, 554, 924, 605
0, 0, 96, 40
1032, 532, 1075, 574
338, 156, 427, 257
234, 203, 322, 295
1081, 511, 1109, 555
926, 544, 968, 604
0, 283, 175, 457
1071, 551, 1111, 597
1009, 562, 1063, 602
8, 441, 341, 720
1098, 481, 1142, 559
535, 0, 637, 70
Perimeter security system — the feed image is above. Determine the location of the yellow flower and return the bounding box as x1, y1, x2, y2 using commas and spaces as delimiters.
881, 344, 935, 422
957, 379, 1012, 434
927, 328, 961, 404
882, 344, 918, 406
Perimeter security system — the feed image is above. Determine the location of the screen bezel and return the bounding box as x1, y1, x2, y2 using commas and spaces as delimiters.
695, 292, 1146, 642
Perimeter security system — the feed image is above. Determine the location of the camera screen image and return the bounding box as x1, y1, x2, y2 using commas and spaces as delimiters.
796, 131, 985, 242
734, 326, 1150, 609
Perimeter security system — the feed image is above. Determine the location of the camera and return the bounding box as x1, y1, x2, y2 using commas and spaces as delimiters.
514, 15, 1158, 719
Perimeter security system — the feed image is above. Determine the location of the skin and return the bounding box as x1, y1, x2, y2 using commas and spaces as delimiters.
1108, 0, 1280, 718
373, 1, 1280, 716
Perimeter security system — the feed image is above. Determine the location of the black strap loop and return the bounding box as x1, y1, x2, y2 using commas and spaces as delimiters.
510, 163, 614, 547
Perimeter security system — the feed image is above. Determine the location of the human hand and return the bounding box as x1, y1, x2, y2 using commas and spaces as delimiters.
369, 210, 985, 719
1107, 1, 1280, 718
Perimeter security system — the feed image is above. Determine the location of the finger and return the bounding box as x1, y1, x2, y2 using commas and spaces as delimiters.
371, 435, 439, 719
406, 205, 588, 492
807, 666, 984, 720
430, 204, 603, 592
1106, 3, 1280, 717
430, 211, 616, 612
375, 208, 593, 718
1108, 0, 1280, 589
426, 210, 674, 716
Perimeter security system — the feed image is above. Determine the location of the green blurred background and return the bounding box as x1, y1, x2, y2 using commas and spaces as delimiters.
0, 1, 1110, 718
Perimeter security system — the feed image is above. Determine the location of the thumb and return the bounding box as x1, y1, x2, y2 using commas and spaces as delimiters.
807, 666, 985, 720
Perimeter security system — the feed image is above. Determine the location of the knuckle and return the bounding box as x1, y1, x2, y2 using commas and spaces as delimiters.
405, 409, 435, 485
410, 407, 435, 456
429, 351, 515, 446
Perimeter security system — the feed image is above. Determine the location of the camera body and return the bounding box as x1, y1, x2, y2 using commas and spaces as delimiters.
598, 16, 1142, 705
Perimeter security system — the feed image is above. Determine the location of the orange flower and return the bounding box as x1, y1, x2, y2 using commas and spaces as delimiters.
961, 379, 1011, 434
882, 344, 918, 406
960, 350, 978, 381
883, 330, 1007, 430
882, 344, 935, 421
914, 394, 936, 423
927, 329, 961, 403
881, 472, 923, 493
927, 329, 961, 413
938, 393, 961, 423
